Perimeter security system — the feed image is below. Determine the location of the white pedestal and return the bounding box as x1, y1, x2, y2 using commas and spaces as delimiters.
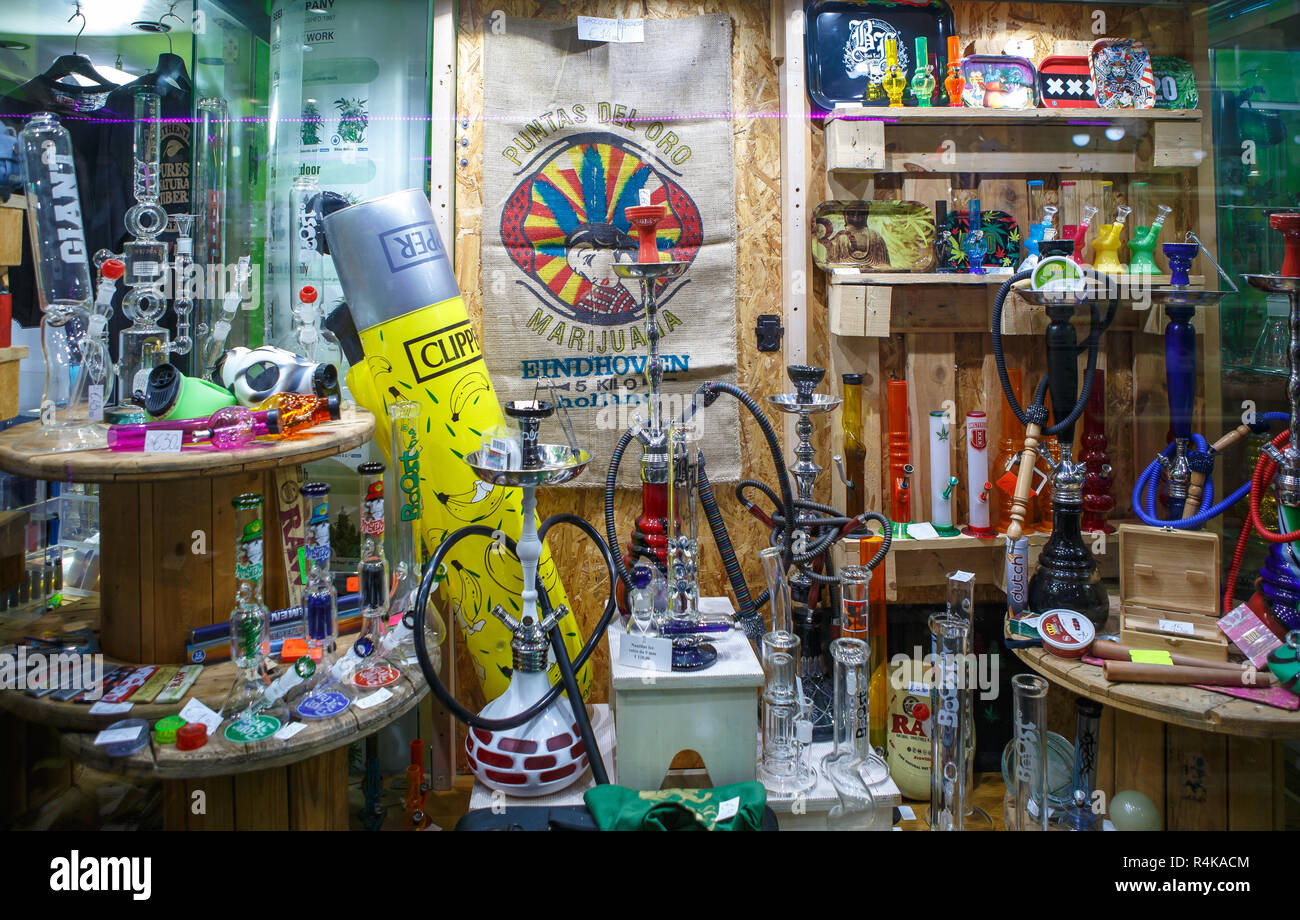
608, 618, 764, 792
762, 738, 902, 831
468, 704, 616, 810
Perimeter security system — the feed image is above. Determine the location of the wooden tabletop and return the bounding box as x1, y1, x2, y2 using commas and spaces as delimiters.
0, 600, 430, 778
1013, 605, 1300, 740
0, 404, 375, 483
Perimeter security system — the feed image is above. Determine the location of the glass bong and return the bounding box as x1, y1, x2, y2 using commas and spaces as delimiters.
292, 481, 352, 720
756, 546, 816, 796
18, 111, 106, 451
351, 460, 402, 690
1127, 182, 1172, 275
289, 174, 328, 363
823, 637, 882, 830
962, 198, 987, 275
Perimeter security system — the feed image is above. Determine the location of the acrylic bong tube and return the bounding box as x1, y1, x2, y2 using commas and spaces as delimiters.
929, 613, 968, 830
824, 637, 880, 830
1008, 673, 1050, 830
18, 112, 106, 451
929, 410, 959, 536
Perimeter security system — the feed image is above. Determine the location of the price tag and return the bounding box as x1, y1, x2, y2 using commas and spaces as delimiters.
1129, 649, 1174, 666
143, 429, 183, 454
94, 725, 143, 746
716, 796, 740, 823
1157, 619, 1195, 636
619, 632, 672, 672
88, 384, 104, 423
355, 687, 394, 710
273, 721, 307, 741
576, 16, 644, 43
89, 700, 133, 716
179, 697, 222, 735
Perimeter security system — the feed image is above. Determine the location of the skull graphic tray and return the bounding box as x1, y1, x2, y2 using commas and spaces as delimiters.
1090, 38, 1155, 109
805, 0, 956, 111
812, 200, 937, 272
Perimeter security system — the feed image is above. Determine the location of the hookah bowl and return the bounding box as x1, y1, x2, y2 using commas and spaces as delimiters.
767, 364, 842, 738
462, 401, 595, 796
1271, 212, 1300, 279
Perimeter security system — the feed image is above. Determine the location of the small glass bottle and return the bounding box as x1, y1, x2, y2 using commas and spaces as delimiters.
911, 36, 935, 107
1007, 674, 1050, 830
352, 460, 401, 689
944, 35, 964, 106
883, 38, 906, 108
841, 373, 866, 522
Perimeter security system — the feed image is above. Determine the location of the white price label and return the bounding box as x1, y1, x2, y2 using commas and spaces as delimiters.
88, 385, 104, 423
178, 697, 222, 735
89, 700, 133, 715
576, 16, 644, 43
273, 721, 307, 741
94, 726, 143, 746
716, 796, 740, 823
1158, 619, 1196, 636
619, 633, 672, 672
355, 688, 394, 710
143, 429, 183, 453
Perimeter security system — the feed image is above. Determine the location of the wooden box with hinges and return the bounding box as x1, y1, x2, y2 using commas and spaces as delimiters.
1117, 523, 1229, 662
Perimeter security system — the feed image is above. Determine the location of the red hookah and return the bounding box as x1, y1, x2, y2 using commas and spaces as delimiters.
1081, 368, 1115, 533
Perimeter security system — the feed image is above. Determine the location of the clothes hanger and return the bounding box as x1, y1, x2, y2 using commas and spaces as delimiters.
134, 4, 192, 95
37, 6, 119, 94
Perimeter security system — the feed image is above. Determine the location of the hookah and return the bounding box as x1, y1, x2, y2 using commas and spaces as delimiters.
220, 492, 284, 741
1132, 237, 1285, 531
883, 38, 906, 108
1229, 214, 1300, 624
17, 111, 106, 452
1127, 182, 1172, 275
911, 36, 935, 107
962, 199, 988, 276
928, 410, 960, 536
1080, 368, 1116, 534
887, 379, 914, 537
410, 399, 616, 796
944, 35, 964, 107
993, 252, 1119, 627
962, 410, 995, 537
292, 481, 352, 720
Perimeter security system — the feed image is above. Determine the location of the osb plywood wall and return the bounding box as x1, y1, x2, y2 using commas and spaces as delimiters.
452, 0, 795, 715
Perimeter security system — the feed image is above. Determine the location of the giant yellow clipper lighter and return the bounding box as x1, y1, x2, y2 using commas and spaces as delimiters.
325, 190, 587, 701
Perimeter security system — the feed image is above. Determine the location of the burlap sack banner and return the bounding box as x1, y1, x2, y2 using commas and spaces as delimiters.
481, 14, 741, 484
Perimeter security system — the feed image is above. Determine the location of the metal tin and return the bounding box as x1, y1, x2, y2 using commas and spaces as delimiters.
321, 189, 461, 333
1037, 609, 1096, 658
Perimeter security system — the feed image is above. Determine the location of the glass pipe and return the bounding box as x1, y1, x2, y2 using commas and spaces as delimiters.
1019, 181, 1056, 271
1071, 205, 1098, 266
962, 199, 987, 275
194, 97, 228, 357
911, 36, 935, 107
963, 411, 994, 536
944, 35, 964, 106
86, 258, 124, 419
934, 200, 955, 273
841, 373, 866, 521
929, 613, 967, 830
883, 38, 906, 108
1007, 674, 1049, 830
353, 461, 401, 689
1092, 205, 1131, 274
386, 401, 446, 663
168, 213, 195, 366
256, 391, 341, 436
760, 545, 792, 634
929, 410, 959, 536
202, 255, 252, 372
862, 63, 886, 107
823, 638, 880, 830
18, 112, 105, 452
293, 481, 354, 718
1080, 368, 1115, 533
220, 493, 282, 735
888, 379, 912, 536
105, 394, 338, 451
116, 90, 173, 407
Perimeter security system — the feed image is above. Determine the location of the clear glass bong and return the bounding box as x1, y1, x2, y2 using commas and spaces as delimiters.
18, 112, 106, 452
756, 545, 816, 795
823, 637, 883, 830
929, 612, 968, 830
838, 565, 889, 783
1006, 673, 1050, 830
351, 460, 402, 689
291, 481, 353, 720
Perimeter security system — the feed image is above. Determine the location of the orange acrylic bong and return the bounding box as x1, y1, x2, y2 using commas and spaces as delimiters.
944, 35, 964, 107
887, 379, 912, 537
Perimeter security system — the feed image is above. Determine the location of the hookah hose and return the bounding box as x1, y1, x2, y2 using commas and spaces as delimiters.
410, 518, 617, 784
1222, 426, 1300, 613
603, 379, 796, 639
1132, 413, 1289, 529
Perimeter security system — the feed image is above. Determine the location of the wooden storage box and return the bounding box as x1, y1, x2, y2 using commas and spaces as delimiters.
1118, 523, 1228, 662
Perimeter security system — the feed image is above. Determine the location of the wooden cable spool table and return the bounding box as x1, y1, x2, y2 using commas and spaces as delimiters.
0, 406, 431, 829
1013, 600, 1300, 830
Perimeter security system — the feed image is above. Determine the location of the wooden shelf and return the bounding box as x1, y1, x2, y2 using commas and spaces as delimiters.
825, 107, 1204, 174
825, 271, 1197, 287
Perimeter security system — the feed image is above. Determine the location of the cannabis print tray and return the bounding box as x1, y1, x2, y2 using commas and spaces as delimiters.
812, 200, 937, 272
941, 209, 1021, 270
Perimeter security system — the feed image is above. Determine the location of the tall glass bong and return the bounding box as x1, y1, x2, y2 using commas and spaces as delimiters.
929, 613, 968, 831
18, 112, 106, 451
823, 637, 882, 830
756, 546, 816, 795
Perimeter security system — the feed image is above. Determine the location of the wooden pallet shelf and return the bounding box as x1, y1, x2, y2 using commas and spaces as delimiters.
825, 107, 1202, 124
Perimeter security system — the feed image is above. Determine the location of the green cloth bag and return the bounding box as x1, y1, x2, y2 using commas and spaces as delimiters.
583, 782, 767, 831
